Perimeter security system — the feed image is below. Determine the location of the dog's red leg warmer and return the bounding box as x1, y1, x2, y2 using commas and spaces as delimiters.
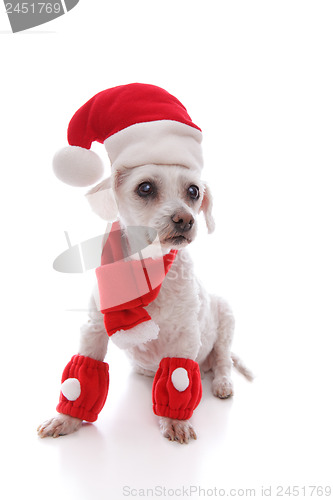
56, 355, 109, 422
152, 357, 202, 420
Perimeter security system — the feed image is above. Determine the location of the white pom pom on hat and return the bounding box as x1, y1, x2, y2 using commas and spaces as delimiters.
53, 146, 104, 187
52, 83, 203, 187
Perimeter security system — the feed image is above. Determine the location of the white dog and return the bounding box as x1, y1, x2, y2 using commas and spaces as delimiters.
38, 163, 252, 443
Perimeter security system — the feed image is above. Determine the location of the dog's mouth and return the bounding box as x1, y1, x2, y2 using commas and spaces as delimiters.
161, 235, 192, 246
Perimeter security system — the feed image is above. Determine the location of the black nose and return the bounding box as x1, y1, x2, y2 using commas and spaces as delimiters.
172, 212, 194, 233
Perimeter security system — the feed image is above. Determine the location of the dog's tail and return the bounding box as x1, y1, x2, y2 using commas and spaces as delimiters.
231, 353, 254, 382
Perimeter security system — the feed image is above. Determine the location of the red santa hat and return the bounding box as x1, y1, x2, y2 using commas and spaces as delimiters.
53, 83, 203, 187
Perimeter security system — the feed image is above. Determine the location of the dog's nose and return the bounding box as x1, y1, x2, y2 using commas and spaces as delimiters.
172, 212, 194, 233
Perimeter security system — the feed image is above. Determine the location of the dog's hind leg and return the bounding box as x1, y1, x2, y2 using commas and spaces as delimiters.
211, 297, 235, 399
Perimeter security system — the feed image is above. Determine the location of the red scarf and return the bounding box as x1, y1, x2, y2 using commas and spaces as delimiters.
96, 222, 177, 336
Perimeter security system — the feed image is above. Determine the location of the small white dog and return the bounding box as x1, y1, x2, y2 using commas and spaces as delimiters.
38, 164, 252, 442
37, 83, 252, 443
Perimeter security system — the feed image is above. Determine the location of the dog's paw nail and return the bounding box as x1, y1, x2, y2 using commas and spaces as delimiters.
212, 377, 234, 399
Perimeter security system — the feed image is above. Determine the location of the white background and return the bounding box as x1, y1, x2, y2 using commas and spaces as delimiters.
1, 1, 332, 499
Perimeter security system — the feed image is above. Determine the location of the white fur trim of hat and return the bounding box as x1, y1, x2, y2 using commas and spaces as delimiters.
53, 83, 203, 187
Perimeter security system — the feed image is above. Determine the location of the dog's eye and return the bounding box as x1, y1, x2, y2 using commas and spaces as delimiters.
188, 185, 200, 200
137, 182, 154, 197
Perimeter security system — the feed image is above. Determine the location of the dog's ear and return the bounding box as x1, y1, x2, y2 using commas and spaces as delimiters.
85, 177, 118, 221
200, 183, 215, 234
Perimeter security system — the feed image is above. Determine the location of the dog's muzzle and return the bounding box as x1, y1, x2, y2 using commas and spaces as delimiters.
160, 210, 195, 246
171, 211, 194, 233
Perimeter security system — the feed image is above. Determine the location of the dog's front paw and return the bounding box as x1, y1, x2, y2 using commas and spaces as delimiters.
37, 414, 82, 438
159, 417, 197, 444
212, 376, 234, 399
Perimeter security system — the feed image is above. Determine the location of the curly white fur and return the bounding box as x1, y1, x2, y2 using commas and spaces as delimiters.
38, 164, 251, 442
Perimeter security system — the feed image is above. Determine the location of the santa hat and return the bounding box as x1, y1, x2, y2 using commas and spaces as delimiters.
53, 83, 203, 187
